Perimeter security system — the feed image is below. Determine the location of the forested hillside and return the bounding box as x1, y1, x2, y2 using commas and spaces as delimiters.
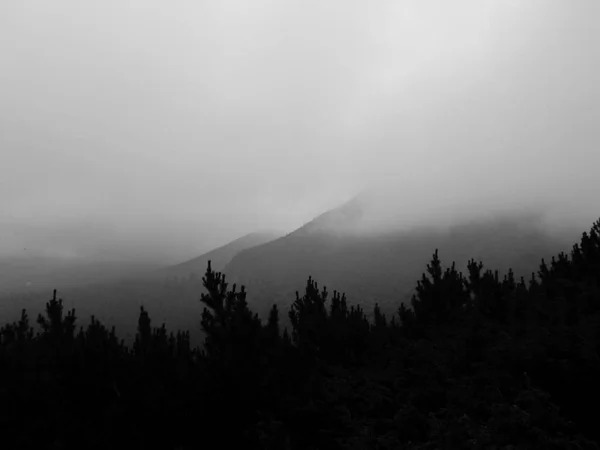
1, 217, 599, 449
224, 207, 577, 323
3, 208, 573, 349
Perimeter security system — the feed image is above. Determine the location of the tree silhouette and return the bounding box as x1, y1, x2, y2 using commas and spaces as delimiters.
1, 217, 600, 448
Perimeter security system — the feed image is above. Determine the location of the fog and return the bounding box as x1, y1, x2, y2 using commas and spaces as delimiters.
1, 0, 599, 263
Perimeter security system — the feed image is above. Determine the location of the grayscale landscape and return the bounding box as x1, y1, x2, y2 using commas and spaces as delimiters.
1, 1, 599, 448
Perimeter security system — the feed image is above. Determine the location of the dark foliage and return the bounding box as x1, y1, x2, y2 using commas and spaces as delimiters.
1, 218, 600, 449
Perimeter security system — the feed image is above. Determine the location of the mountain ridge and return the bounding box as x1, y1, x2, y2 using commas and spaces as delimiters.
222, 196, 577, 323
157, 230, 283, 279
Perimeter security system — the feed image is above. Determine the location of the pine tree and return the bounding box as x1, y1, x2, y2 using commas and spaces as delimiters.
411, 250, 469, 325
288, 276, 328, 359
37, 290, 77, 342
398, 302, 415, 329
267, 304, 280, 338
373, 303, 387, 329
134, 306, 152, 358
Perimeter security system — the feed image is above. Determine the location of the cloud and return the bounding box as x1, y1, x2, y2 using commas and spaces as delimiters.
1, 0, 598, 260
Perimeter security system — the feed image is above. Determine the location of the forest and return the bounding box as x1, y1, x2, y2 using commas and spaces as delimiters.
1, 217, 599, 450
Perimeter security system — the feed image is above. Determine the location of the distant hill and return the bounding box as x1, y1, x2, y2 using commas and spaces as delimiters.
0, 203, 581, 347
223, 197, 580, 324
0, 256, 161, 297
157, 231, 283, 279
0, 231, 282, 346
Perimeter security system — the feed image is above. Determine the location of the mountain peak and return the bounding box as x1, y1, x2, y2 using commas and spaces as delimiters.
293, 194, 366, 236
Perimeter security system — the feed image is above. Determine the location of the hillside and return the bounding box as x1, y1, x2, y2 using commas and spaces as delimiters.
157, 231, 282, 279
2, 215, 599, 449
223, 198, 579, 322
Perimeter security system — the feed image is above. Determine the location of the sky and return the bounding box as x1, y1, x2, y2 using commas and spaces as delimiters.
1, 0, 599, 262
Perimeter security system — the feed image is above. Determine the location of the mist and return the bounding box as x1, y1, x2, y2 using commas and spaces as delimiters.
1, 0, 599, 263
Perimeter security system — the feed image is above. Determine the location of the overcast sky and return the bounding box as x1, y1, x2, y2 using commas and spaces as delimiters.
1, 0, 599, 261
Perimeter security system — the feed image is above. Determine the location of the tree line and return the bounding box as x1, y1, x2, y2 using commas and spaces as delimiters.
1, 219, 599, 449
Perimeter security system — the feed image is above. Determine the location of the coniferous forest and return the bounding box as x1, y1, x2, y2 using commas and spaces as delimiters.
1, 218, 600, 449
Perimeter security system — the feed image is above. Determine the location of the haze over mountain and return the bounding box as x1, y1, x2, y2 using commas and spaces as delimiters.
1, 3, 600, 446
0, 218, 205, 297
224, 194, 581, 323
1, 195, 585, 348
1, 0, 599, 263
158, 230, 283, 279
0, 218, 214, 264
0, 229, 281, 345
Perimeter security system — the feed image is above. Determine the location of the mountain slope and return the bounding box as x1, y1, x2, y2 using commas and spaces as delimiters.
158, 231, 282, 279
223, 197, 579, 322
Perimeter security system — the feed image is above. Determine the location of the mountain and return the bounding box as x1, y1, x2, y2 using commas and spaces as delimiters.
157, 231, 283, 279
223, 196, 579, 324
